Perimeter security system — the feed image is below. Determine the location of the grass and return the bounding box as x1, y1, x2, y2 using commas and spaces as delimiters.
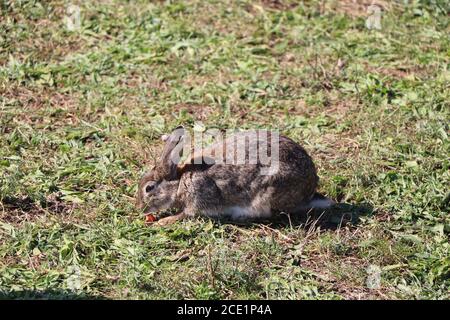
0, 0, 449, 300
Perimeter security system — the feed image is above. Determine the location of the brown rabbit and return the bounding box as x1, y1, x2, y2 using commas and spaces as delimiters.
137, 127, 334, 226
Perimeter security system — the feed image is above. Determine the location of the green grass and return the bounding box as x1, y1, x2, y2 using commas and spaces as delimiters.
0, 0, 449, 299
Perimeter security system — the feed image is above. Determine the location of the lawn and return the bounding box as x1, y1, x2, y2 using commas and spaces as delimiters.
0, 0, 449, 299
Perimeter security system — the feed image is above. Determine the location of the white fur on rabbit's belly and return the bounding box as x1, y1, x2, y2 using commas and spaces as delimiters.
207, 205, 272, 220
202, 188, 275, 220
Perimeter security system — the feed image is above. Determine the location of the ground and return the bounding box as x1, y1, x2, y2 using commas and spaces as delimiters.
0, 0, 449, 299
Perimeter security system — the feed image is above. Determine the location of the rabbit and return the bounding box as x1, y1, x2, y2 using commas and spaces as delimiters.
137, 127, 334, 226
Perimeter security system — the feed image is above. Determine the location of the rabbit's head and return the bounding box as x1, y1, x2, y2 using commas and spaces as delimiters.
137, 127, 185, 214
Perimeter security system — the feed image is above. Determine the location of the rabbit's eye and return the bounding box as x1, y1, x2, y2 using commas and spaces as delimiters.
145, 183, 155, 193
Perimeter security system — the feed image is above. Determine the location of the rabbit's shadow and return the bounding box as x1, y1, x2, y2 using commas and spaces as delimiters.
215, 202, 374, 231
287, 202, 374, 230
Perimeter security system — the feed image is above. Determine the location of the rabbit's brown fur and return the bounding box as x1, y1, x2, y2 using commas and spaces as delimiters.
137, 128, 331, 225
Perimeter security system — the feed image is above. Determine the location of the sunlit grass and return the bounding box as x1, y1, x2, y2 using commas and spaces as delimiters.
0, 0, 448, 299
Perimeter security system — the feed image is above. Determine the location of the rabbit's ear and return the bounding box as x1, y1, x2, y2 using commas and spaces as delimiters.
159, 126, 185, 180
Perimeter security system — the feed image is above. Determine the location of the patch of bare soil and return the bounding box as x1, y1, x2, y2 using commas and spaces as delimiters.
363, 62, 426, 79
0, 86, 78, 110
260, 0, 299, 10
171, 102, 215, 121
0, 194, 76, 224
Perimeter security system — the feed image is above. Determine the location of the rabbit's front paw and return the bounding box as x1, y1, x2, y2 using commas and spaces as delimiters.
153, 212, 186, 227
